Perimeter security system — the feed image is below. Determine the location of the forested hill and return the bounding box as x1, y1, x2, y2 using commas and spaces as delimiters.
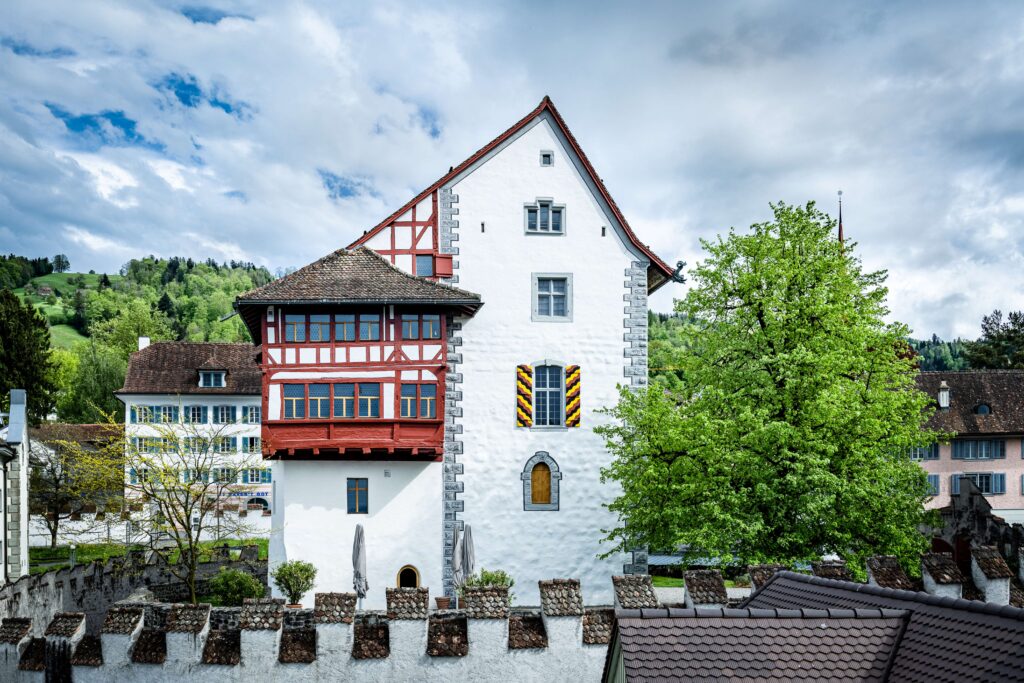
3, 253, 273, 423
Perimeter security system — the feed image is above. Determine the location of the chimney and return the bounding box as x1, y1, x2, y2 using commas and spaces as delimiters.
920, 553, 963, 599
138, 336, 151, 351
4, 389, 27, 446
937, 380, 950, 410
970, 546, 1012, 605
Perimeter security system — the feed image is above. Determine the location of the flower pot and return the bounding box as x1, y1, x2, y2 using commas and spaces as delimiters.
435, 597, 451, 610
287, 604, 302, 609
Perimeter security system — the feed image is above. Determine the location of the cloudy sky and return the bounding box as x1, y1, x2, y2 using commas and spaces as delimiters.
2, 1, 1023, 338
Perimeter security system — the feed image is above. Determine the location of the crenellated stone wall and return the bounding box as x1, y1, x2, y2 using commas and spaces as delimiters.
0, 578, 619, 682
0, 546, 266, 636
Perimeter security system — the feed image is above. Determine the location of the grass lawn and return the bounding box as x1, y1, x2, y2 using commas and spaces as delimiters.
651, 575, 685, 587
29, 538, 269, 574
49, 324, 88, 348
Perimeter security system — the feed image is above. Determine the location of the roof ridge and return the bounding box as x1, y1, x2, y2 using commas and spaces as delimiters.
352, 246, 481, 299
237, 248, 347, 301
615, 606, 908, 620
917, 369, 1024, 375
770, 570, 1024, 619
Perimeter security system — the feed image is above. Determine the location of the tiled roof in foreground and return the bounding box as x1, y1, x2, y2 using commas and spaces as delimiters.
607, 606, 904, 682
743, 571, 1024, 682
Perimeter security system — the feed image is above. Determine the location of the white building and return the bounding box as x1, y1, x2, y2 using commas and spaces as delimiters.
0, 389, 30, 582
235, 98, 676, 607
116, 339, 272, 538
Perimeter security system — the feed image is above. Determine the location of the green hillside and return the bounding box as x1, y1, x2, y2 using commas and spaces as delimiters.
14, 272, 122, 348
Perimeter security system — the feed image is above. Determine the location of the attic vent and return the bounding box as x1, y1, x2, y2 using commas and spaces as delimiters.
974, 403, 991, 415
540, 150, 554, 167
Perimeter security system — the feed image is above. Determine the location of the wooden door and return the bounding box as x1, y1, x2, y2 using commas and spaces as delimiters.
531, 463, 551, 504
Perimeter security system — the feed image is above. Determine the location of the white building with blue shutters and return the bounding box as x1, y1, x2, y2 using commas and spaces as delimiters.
116, 338, 272, 537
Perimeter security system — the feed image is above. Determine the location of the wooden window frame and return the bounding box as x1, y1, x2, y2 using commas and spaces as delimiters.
358, 383, 381, 418
358, 314, 381, 341
335, 314, 356, 342
284, 314, 306, 342
308, 314, 331, 343
283, 384, 306, 419
333, 383, 356, 419
347, 478, 368, 514
308, 384, 331, 419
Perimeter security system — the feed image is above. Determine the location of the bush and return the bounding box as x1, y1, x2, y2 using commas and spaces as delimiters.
461, 567, 515, 603
207, 568, 265, 606
271, 560, 317, 605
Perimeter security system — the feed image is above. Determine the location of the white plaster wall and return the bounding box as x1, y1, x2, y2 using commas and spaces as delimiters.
971, 560, 1011, 605
921, 571, 961, 599
654, 586, 686, 605
271, 460, 443, 609
452, 115, 636, 605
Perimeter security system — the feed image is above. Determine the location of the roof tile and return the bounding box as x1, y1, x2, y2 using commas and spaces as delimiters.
120, 342, 260, 395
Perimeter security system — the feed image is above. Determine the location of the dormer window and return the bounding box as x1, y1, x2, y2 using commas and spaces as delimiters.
974, 403, 992, 415
200, 371, 225, 388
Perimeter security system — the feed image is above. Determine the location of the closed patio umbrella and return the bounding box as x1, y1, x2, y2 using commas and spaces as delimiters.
353, 524, 369, 606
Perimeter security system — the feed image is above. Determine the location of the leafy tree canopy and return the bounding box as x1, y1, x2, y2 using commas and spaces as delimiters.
964, 310, 1024, 369
599, 202, 941, 575
0, 289, 58, 422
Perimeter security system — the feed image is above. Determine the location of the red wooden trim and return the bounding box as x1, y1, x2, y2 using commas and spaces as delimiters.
346, 97, 673, 285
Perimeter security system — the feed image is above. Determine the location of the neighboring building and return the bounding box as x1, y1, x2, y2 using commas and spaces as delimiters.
0, 390, 30, 583
915, 371, 1024, 525
604, 570, 1024, 683
116, 339, 271, 533
236, 97, 676, 606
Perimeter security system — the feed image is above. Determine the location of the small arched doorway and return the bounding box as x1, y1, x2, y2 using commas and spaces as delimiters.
397, 565, 420, 588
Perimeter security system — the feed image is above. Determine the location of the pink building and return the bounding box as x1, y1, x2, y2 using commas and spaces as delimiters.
916, 371, 1024, 525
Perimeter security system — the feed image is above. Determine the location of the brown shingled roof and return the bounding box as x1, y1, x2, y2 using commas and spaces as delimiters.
916, 370, 1024, 435
118, 342, 260, 395
972, 545, 1014, 579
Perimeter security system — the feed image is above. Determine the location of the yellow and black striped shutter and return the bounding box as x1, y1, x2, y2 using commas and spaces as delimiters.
516, 364, 533, 427
565, 365, 581, 427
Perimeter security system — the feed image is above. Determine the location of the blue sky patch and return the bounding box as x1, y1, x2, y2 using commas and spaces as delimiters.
318, 169, 378, 200
416, 105, 442, 139
2, 37, 75, 58
45, 103, 164, 152
179, 6, 253, 25
159, 73, 203, 107
223, 190, 248, 201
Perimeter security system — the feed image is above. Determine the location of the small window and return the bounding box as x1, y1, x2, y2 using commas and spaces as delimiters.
909, 444, 939, 461
309, 314, 331, 342
335, 314, 356, 341
242, 406, 261, 424
952, 439, 1005, 460
333, 383, 355, 418
540, 150, 554, 166
347, 478, 368, 514
243, 437, 261, 454
927, 474, 940, 497
535, 277, 569, 319
422, 314, 441, 339
309, 384, 330, 418
359, 314, 381, 341
400, 384, 418, 418
200, 371, 225, 387
397, 565, 419, 588
415, 254, 434, 277
214, 405, 236, 424
214, 437, 236, 454
521, 451, 562, 511
420, 385, 437, 418
401, 315, 419, 340
283, 385, 305, 419
285, 314, 306, 342
974, 403, 991, 415
358, 383, 381, 418
185, 405, 206, 424
525, 200, 565, 234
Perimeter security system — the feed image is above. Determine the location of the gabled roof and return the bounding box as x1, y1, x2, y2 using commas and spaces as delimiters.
348, 97, 676, 293
235, 247, 482, 343
118, 342, 261, 396
604, 606, 905, 682
916, 370, 1024, 435
743, 571, 1024, 682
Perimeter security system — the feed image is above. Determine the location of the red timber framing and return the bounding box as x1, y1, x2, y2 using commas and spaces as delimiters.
361, 189, 451, 279
259, 305, 448, 460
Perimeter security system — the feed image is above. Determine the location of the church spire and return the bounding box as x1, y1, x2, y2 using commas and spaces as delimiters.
837, 190, 844, 244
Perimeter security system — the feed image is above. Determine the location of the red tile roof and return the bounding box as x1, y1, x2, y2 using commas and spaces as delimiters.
348, 97, 676, 292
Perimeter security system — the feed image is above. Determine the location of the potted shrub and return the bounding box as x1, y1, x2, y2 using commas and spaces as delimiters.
272, 560, 317, 608
207, 567, 265, 606
459, 568, 515, 606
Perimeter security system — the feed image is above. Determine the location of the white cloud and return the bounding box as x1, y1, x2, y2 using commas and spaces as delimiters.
64, 225, 133, 255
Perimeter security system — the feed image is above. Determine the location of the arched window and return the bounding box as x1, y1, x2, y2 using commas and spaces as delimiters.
397, 565, 420, 588
521, 452, 562, 511
974, 403, 991, 415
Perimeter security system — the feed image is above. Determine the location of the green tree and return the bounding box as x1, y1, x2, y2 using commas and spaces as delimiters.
53, 253, 70, 273
89, 299, 172, 360
964, 310, 1024, 369
0, 289, 57, 422
598, 202, 940, 575
56, 341, 127, 423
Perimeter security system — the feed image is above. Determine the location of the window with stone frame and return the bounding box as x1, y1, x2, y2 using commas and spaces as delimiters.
521, 451, 562, 511
534, 365, 564, 426
525, 199, 565, 233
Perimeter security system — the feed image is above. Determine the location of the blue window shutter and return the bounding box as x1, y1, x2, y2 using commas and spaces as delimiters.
996, 441, 1006, 459
130, 407, 137, 423
230, 437, 238, 451
927, 474, 939, 496
993, 473, 1006, 494
129, 468, 137, 484
242, 406, 249, 422
261, 469, 271, 483
201, 406, 208, 423
242, 470, 250, 484
951, 474, 960, 495
928, 444, 939, 460
231, 406, 237, 422
172, 406, 179, 422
